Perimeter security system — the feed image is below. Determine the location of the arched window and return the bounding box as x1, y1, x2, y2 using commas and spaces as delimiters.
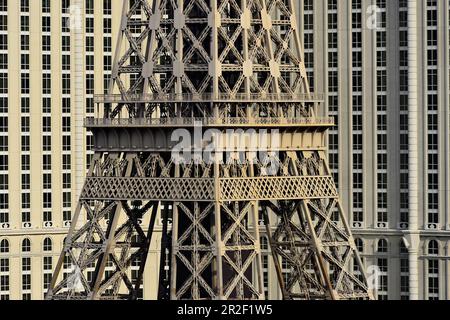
0, 239, 9, 253
377, 239, 388, 253
428, 240, 439, 255
43, 238, 52, 252
22, 238, 31, 252
354, 238, 364, 252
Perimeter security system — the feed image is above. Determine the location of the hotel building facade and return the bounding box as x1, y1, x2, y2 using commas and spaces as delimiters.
295, 0, 450, 300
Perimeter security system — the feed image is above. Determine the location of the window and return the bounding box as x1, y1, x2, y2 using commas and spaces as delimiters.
21, 174, 30, 189
63, 154, 71, 171
43, 136, 51, 151
86, 0, 94, 14
63, 192, 71, 208
43, 155, 51, 170
0, 154, 7, 170
43, 256, 52, 290
21, 117, 29, 133
0, 73, 8, 93
43, 116, 51, 132
0, 136, 7, 152
63, 136, 71, 151
377, 258, 388, 300
377, 239, 388, 253
0, 16, 7, 32
43, 238, 52, 252
42, 55, 51, 70
400, 256, 409, 300
63, 173, 71, 189
22, 257, 31, 272
62, 98, 71, 113
104, 0, 112, 15
22, 274, 31, 291
353, 237, 364, 282
62, 117, 71, 132
354, 238, 364, 252
0, 260, 9, 297
103, 18, 111, 33
43, 193, 52, 209
0, 1, 6, 12
86, 17, 94, 33
86, 74, 94, 94
0, 258, 8, 273
21, 193, 30, 209
42, 0, 50, 13
22, 212, 30, 224
353, 173, 363, 189
62, 55, 70, 70
42, 16, 51, 32
353, 192, 363, 209
21, 73, 29, 94
63, 210, 71, 222
0, 239, 8, 253
43, 74, 51, 94
21, 16, 29, 32
43, 211, 52, 224
43, 173, 51, 189
0, 34, 7, 50
86, 36, 94, 52
103, 37, 112, 52
62, 36, 70, 51
428, 259, 439, 300
0, 97, 7, 113
43, 97, 51, 113
0, 53, 7, 69
428, 240, 439, 255
22, 238, 31, 252
427, 68, 437, 91
43, 257, 52, 271
62, 74, 71, 94
86, 98, 94, 114
42, 35, 51, 51
0, 116, 6, 132
0, 194, 8, 210
62, 0, 70, 13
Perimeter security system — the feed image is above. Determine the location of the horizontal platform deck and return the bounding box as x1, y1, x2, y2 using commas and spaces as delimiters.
93, 93, 324, 104
85, 117, 335, 128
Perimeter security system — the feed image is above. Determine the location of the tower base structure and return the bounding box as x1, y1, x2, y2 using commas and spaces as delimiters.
47, 123, 371, 300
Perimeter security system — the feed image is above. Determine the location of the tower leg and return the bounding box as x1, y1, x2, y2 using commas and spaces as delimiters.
263, 151, 371, 300
46, 153, 162, 300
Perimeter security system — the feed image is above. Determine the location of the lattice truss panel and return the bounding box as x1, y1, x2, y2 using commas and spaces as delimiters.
105, 0, 310, 118
170, 200, 265, 300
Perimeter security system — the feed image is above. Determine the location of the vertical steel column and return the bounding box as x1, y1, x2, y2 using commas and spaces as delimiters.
213, 160, 225, 299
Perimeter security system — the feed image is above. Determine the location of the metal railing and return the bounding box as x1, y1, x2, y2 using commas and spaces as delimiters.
93, 92, 324, 104
84, 116, 334, 127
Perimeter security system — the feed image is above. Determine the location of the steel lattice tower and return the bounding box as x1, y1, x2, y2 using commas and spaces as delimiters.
46, 0, 372, 300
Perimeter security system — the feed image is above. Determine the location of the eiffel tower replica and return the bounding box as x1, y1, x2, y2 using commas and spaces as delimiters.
47, 0, 372, 300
